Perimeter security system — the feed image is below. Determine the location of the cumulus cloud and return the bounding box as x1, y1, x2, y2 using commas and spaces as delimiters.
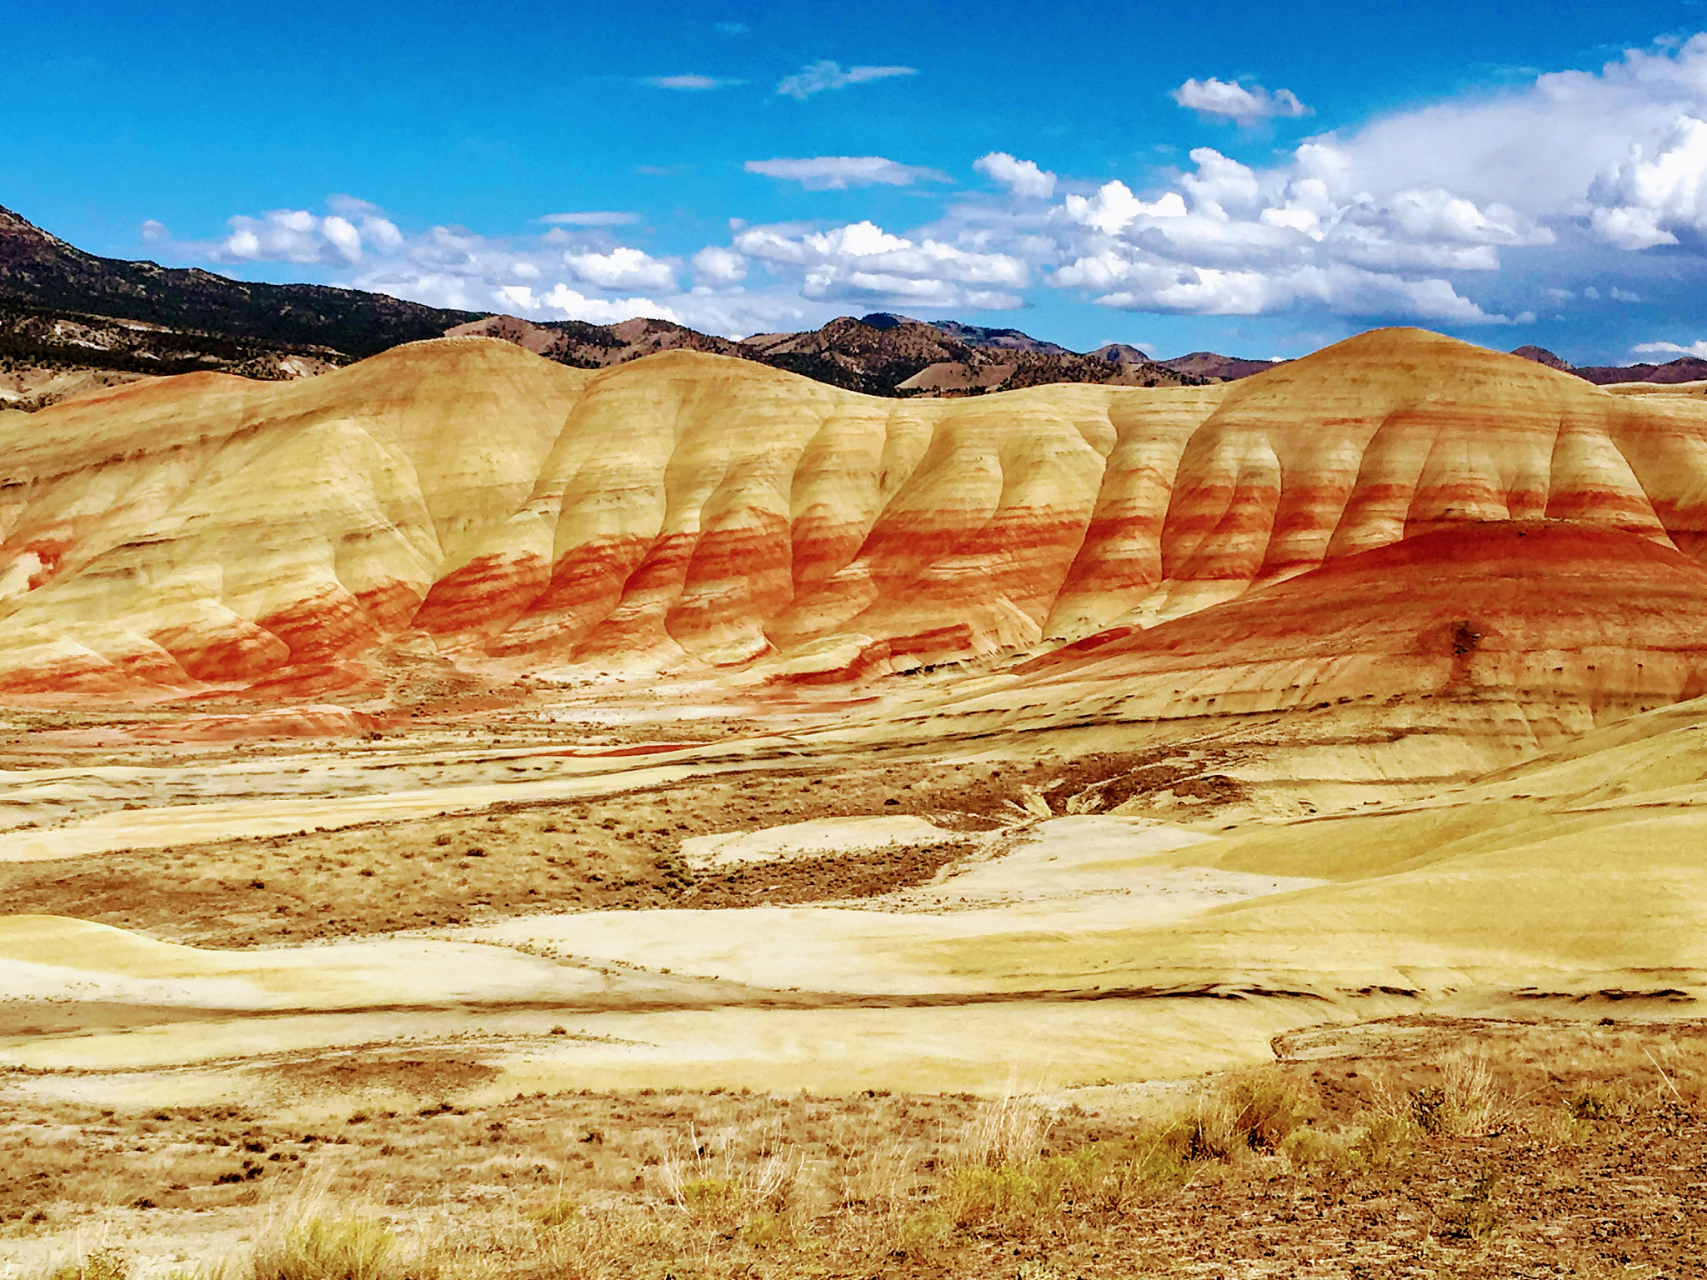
776, 60, 917, 100
170, 197, 798, 332
732, 219, 1028, 309
155, 38, 1707, 343
642, 74, 746, 90
139, 219, 167, 243
1073, 261, 1507, 323
1587, 114, 1707, 249
212, 210, 370, 265
744, 156, 950, 190
191, 196, 406, 267
495, 284, 680, 324
1633, 339, 1707, 357
974, 152, 1056, 200
1172, 77, 1310, 124
1064, 181, 1188, 234
1034, 117, 1551, 322
692, 245, 747, 285
539, 211, 639, 226
562, 246, 676, 291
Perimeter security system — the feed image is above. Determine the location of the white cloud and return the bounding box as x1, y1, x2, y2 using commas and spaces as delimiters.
744, 156, 950, 190
1172, 77, 1310, 124
733, 219, 1028, 309
361, 216, 403, 252
1062, 259, 1510, 323
776, 61, 917, 100
1611, 286, 1643, 302
1064, 182, 1188, 234
1625, 337, 1707, 358
692, 245, 747, 285
205, 199, 404, 266
974, 152, 1056, 200
563, 246, 676, 291
327, 194, 386, 219
215, 209, 350, 264
642, 74, 746, 90
1588, 114, 1707, 248
1288, 35, 1707, 222
1036, 126, 1551, 323
139, 219, 167, 243
495, 284, 680, 325
321, 215, 362, 262
539, 211, 639, 226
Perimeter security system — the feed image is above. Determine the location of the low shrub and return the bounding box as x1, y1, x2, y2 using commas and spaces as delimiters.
1440, 1169, 1502, 1241
248, 1217, 422, 1280
43, 1252, 128, 1280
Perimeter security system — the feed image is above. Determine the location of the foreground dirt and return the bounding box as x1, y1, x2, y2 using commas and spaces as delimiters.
5, 1018, 1706, 1278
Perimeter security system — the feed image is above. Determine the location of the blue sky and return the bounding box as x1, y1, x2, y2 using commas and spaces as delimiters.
9, 1, 1707, 362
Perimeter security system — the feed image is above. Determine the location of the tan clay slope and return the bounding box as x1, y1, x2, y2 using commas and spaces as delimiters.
2, 327, 1707, 698
0, 338, 592, 694
924, 697, 1707, 1003
0, 340, 1223, 694
1005, 521, 1707, 726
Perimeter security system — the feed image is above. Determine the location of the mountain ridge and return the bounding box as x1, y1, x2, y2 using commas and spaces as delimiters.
1511, 343, 1707, 385
5, 200, 1699, 412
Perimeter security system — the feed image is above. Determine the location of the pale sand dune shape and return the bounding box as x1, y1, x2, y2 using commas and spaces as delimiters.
6, 699, 1707, 1097
0, 760, 702, 862
679, 815, 965, 867
4, 996, 1372, 1101
1601, 379, 1707, 397
0, 915, 616, 1011
0, 819, 1313, 1019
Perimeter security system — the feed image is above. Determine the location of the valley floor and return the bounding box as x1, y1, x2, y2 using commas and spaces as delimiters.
4, 672, 1707, 1275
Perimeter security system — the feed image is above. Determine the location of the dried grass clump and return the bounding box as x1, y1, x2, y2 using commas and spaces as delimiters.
1439, 1169, 1502, 1241
41, 1252, 130, 1280
960, 1092, 1054, 1168
1403, 1052, 1517, 1137
651, 1122, 801, 1221
247, 1218, 426, 1280
1179, 1074, 1311, 1161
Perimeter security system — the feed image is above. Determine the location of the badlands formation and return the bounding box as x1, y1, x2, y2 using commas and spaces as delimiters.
7, 325, 1707, 699
8, 326, 1707, 1269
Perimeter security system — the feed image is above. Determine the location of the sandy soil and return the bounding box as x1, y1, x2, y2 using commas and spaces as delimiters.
6, 675, 1707, 1275
6, 1018, 1707, 1278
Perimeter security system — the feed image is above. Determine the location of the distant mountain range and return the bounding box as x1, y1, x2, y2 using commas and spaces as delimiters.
1511, 345, 1707, 385
1, 200, 1691, 410
445, 311, 1206, 397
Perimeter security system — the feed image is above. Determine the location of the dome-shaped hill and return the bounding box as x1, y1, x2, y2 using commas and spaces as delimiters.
1004, 521, 1707, 739
1066, 326, 1686, 635
2, 330, 1707, 702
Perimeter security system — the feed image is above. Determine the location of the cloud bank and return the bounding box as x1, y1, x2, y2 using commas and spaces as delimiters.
152, 36, 1707, 344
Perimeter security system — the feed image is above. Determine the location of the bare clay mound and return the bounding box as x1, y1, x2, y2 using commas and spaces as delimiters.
5, 325, 1707, 701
